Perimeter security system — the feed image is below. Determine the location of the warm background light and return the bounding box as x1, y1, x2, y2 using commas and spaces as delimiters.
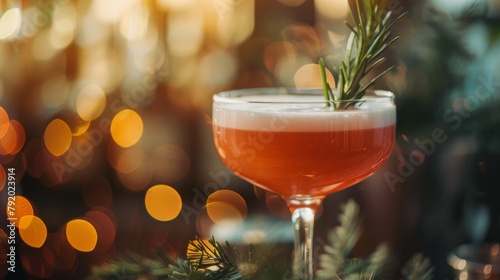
6, 196, 34, 225
0, 119, 24, 155
0, 8, 21, 40
76, 85, 107, 121
65, 219, 98, 252
206, 190, 247, 224
110, 109, 143, 148
0, 106, 9, 138
278, 0, 307, 7
7, 120, 26, 155
0, 166, 5, 192
145, 184, 182, 221
84, 210, 117, 250
294, 63, 336, 89
0, 120, 16, 155
117, 154, 153, 191
44, 119, 72, 156
19, 215, 48, 248
115, 147, 144, 173
315, 0, 350, 21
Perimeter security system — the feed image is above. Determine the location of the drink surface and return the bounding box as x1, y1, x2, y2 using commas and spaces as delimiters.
213, 94, 396, 197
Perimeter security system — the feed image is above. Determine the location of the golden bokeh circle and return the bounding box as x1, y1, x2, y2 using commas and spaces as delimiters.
44, 119, 72, 156
65, 219, 98, 252
110, 109, 143, 148
145, 184, 182, 221
294, 63, 336, 89
206, 190, 247, 224
19, 215, 47, 248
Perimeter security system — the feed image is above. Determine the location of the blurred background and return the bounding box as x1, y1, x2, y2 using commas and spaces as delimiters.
0, 0, 500, 279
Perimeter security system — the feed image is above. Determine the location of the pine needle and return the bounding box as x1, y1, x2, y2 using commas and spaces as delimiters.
317, 200, 386, 280
401, 253, 435, 280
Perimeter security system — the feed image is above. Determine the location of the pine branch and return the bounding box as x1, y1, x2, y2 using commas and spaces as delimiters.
88, 203, 434, 280
401, 253, 435, 280
87, 249, 170, 280
317, 200, 390, 280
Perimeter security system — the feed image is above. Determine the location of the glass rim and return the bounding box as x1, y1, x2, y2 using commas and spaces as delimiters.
213, 87, 395, 104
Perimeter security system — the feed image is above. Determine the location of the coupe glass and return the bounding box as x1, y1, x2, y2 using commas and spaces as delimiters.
212, 88, 396, 279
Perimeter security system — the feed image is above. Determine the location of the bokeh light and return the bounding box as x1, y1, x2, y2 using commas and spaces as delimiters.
0, 120, 24, 155
0, 166, 5, 192
145, 184, 182, 221
0, 106, 9, 138
206, 190, 247, 224
71, 120, 91, 136
187, 239, 216, 264
0, 8, 21, 40
90, 0, 136, 24
167, 9, 204, 58
84, 210, 116, 250
198, 50, 238, 90
9, 120, 26, 155
6, 196, 34, 225
110, 109, 143, 148
263, 41, 296, 76
65, 219, 98, 252
195, 206, 213, 238
278, 0, 306, 7
119, 0, 149, 41
116, 147, 144, 173
315, 0, 350, 21
206, 202, 243, 225
157, 0, 195, 11
50, 3, 77, 50
44, 119, 72, 157
76, 84, 106, 121
213, 0, 255, 47
117, 152, 153, 191
19, 215, 48, 248
294, 63, 336, 89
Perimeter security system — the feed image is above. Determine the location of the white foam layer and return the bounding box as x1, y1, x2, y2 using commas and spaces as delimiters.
213, 94, 396, 131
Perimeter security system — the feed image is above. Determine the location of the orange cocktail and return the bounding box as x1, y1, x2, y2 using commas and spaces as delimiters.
212, 88, 396, 279
213, 126, 395, 197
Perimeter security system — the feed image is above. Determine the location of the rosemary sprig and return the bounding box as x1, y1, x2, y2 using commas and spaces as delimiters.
319, 57, 336, 108
322, 0, 407, 109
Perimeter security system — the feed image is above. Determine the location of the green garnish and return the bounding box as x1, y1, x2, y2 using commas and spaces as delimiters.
319, 57, 335, 107
321, 0, 407, 109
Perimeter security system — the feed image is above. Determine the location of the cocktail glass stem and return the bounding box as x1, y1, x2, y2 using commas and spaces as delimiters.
292, 207, 315, 279
287, 197, 322, 280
